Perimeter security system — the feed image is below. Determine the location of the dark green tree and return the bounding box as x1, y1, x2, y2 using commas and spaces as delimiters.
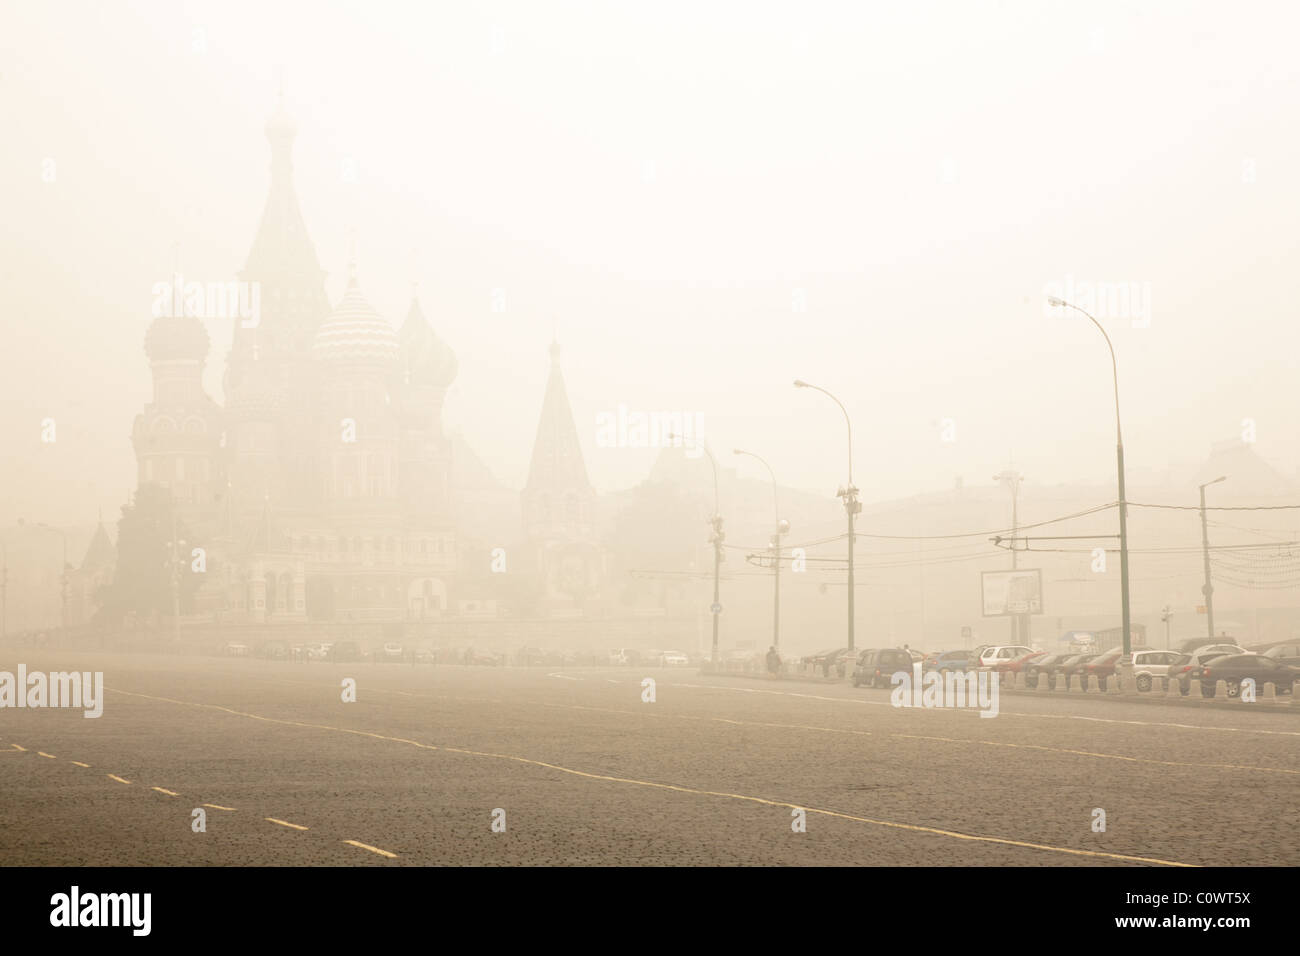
96, 484, 200, 625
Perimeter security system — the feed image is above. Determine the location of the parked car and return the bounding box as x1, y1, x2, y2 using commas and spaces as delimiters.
1056, 654, 1097, 690
1197, 655, 1299, 698
1085, 645, 1153, 691
259, 639, 290, 660
976, 645, 1036, 669
661, 650, 690, 666
1260, 643, 1300, 668
993, 649, 1048, 679
222, 642, 250, 657
803, 647, 850, 677
853, 648, 914, 689
1130, 649, 1183, 692
1175, 646, 1245, 694
377, 642, 404, 661
609, 648, 643, 666
1023, 653, 1069, 688
924, 650, 972, 672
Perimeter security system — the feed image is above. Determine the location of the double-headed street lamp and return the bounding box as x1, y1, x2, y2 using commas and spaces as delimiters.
1199, 475, 1227, 641
793, 380, 859, 651
1047, 296, 1133, 655
733, 448, 789, 651
993, 468, 1025, 642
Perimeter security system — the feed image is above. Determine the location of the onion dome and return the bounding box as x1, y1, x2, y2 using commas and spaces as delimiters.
313, 274, 400, 366
399, 296, 458, 388
144, 315, 210, 363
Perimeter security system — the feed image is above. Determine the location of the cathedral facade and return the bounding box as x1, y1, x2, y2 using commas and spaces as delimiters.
131, 102, 459, 625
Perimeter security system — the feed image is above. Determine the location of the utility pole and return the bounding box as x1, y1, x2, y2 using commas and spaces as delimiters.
1199, 476, 1226, 641
1161, 604, 1172, 649
794, 380, 858, 651
670, 432, 723, 666
733, 448, 787, 651
993, 467, 1024, 643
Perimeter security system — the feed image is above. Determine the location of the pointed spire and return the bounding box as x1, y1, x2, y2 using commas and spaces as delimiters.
243, 92, 322, 281
525, 338, 591, 496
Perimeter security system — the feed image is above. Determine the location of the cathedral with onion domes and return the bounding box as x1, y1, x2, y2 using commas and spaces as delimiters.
132, 100, 471, 625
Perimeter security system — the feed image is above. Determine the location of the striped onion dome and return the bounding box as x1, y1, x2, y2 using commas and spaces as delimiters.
313, 277, 400, 366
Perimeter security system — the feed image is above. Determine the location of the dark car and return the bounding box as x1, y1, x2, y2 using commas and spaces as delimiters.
328, 640, 361, 662
1196, 655, 1299, 698
925, 649, 973, 673
853, 648, 914, 689
1055, 654, 1097, 690
1023, 653, 1069, 689
1261, 644, 1300, 668
804, 647, 850, 677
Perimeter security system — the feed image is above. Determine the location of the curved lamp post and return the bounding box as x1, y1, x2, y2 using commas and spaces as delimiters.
793, 380, 859, 651
1047, 296, 1132, 655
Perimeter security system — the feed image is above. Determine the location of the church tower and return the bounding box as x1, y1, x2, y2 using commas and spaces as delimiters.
521, 341, 602, 613
224, 97, 329, 521
132, 312, 222, 516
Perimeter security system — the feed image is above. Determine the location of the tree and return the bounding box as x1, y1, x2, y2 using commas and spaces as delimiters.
97, 484, 199, 625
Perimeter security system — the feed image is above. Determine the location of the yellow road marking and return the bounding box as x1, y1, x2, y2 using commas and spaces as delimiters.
152, 787, 179, 796
109, 686, 1194, 867
343, 839, 397, 858
107, 774, 131, 785
70, 761, 90, 768
203, 804, 236, 811
11, 744, 27, 751
37, 752, 56, 759
265, 817, 308, 830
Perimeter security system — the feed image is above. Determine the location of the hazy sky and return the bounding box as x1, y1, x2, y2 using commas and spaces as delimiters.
4, 0, 1299, 526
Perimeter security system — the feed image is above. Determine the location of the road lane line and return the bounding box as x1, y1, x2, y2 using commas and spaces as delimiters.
107, 774, 131, 785
70, 761, 90, 767
152, 787, 179, 796
109, 686, 1194, 867
265, 818, 309, 830
37, 752, 56, 759
203, 804, 236, 811
343, 840, 397, 858
674, 681, 1300, 736
11, 744, 27, 751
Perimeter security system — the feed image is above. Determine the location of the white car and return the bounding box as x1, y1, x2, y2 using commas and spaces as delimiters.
976, 645, 1036, 669
381, 642, 404, 660
1130, 650, 1182, 691
661, 650, 690, 666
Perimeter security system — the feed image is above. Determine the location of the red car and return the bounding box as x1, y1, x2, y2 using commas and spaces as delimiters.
993, 649, 1048, 678
1084, 646, 1152, 691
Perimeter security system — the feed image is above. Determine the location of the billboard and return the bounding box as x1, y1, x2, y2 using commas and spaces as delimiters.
981, 569, 1043, 617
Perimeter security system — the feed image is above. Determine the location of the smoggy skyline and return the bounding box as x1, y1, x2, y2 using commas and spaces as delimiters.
4, 0, 1299, 528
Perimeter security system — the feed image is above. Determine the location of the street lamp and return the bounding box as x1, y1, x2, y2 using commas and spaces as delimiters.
1198, 475, 1227, 641
733, 448, 788, 651
793, 379, 859, 651
1047, 295, 1133, 655
668, 432, 724, 667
